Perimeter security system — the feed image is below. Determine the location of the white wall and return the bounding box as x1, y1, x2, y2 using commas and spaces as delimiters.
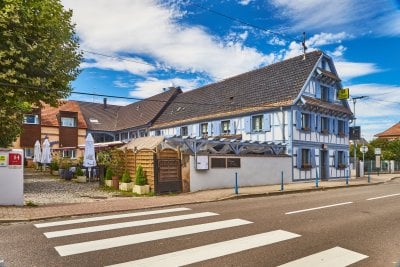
189, 155, 291, 192
0, 149, 24, 206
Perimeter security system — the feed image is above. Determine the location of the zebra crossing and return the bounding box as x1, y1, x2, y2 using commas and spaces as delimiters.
34, 207, 368, 266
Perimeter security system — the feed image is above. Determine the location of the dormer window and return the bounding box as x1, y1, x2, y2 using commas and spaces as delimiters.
23, 114, 39, 124
61, 117, 77, 127
181, 126, 188, 136
321, 85, 330, 102
221, 120, 230, 135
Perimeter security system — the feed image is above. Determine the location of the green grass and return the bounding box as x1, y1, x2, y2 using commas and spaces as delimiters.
25, 200, 38, 207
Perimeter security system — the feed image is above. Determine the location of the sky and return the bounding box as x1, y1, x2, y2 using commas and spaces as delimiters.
61, 0, 400, 140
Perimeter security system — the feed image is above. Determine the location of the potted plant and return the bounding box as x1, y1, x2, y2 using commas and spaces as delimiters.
119, 170, 133, 191
49, 160, 59, 176
105, 168, 113, 187
97, 150, 112, 185
59, 158, 73, 180
76, 167, 86, 183
133, 165, 149, 194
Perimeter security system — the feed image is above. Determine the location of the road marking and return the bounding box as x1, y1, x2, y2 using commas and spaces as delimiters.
285, 202, 353, 215
366, 193, 400, 201
44, 212, 218, 238
55, 219, 252, 256
278, 246, 368, 266
106, 230, 301, 267
34, 207, 191, 228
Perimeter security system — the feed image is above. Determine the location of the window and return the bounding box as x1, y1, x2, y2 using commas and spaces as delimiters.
321, 117, 329, 134
336, 151, 346, 169
211, 158, 226, 168
301, 113, 311, 130
296, 148, 315, 169
181, 126, 188, 136
155, 130, 161, 136
120, 132, 128, 141
23, 114, 39, 124
321, 85, 330, 101
62, 149, 76, 158
200, 123, 208, 136
221, 120, 230, 134
252, 115, 263, 132
302, 149, 311, 168
115, 134, 120, 141
338, 120, 345, 136
139, 130, 146, 137
60, 117, 76, 127
24, 148, 34, 158
129, 131, 137, 139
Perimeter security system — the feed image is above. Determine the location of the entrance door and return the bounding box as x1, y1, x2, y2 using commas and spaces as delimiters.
156, 159, 182, 194
320, 150, 329, 180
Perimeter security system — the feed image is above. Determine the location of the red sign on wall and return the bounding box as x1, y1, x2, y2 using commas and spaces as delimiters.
8, 153, 22, 166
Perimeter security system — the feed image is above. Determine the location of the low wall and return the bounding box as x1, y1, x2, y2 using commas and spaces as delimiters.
189, 155, 291, 192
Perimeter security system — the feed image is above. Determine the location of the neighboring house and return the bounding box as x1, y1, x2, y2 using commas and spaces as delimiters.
374, 122, 400, 140
77, 87, 181, 143
13, 101, 87, 164
150, 50, 352, 181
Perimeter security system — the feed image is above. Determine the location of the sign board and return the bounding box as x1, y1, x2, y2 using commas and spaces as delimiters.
8, 153, 22, 167
349, 126, 361, 140
196, 155, 209, 170
360, 146, 368, 154
375, 155, 381, 168
0, 153, 7, 167
337, 88, 350, 100
374, 148, 381, 155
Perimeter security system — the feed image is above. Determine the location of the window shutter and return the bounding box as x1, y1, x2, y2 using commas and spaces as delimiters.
310, 113, 315, 132
344, 152, 348, 166
207, 123, 211, 135
334, 118, 339, 135
315, 83, 321, 98
296, 111, 302, 130
344, 121, 349, 136
193, 124, 199, 137
212, 121, 220, 136
296, 147, 302, 169
229, 120, 234, 134
244, 117, 251, 133
176, 127, 181, 136
328, 88, 335, 102
316, 114, 321, 132
328, 118, 334, 134
310, 149, 316, 167
187, 125, 193, 136
334, 150, 339, 168
263, 114, 271, 131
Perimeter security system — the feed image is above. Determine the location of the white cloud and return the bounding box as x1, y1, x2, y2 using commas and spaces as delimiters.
335, 62, 381, 81
329, 45, 347, 58
268, 36, 286, 46
62, 0, 273, 80
238, 0, 252, 6
129, 77, 203, 99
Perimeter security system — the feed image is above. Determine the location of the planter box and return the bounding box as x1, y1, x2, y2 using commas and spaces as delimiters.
119, 182, 134, 191
77, 176, 87, 183
133, 184, 150, 195
52, 170, 59, 176
105, 180, 113, 187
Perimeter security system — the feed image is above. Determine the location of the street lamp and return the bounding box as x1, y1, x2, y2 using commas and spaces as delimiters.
351, 96, 367, 175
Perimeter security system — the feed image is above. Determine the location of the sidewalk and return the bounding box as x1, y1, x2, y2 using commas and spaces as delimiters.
0, 174, 398, 223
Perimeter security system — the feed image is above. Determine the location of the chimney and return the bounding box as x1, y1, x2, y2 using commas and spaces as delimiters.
103, 98, 107, 109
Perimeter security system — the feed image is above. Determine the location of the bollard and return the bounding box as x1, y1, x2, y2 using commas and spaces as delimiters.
346, 170, 349, 186
235, 172, 238, 195
368, 165, 371, 183
280, 171, 284, 191
315, 170, 319, 188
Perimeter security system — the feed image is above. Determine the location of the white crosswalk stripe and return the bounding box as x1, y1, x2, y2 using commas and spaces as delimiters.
44, 212, 218, 238
105, 230, 301, 267
55, 218, 252, 256
278, 246, 368, 267
34, 207, 191, 228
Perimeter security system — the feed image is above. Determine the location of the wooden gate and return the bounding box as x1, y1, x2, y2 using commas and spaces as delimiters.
156, 159, 182, 194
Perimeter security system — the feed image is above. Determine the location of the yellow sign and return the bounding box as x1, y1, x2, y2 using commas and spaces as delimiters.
0, 154, 7, 167
337, 88, 349, 100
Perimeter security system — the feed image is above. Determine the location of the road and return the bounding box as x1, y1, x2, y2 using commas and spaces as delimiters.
0, 179, 399, 267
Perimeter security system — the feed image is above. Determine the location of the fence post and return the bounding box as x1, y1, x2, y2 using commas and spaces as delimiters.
346, 169, 349, 186
316, 169, 319, 188
235, 172, 238, 195
368, 164, 371, 183
280, 171, 284, 191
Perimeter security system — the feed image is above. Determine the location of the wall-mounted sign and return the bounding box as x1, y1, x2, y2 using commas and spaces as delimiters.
374, 148, 381, 155
337, 88, 349, 100
349, 126, 361, 140
8, 153, 22, 168
196, 155, 209, 170
0, 154, 7, 167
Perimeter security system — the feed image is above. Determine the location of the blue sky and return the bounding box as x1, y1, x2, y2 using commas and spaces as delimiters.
62, 0, 400, 140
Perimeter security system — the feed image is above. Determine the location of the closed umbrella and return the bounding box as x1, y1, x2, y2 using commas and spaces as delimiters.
83, 133, 97, 181
33, 140, 41, 170
40, 138, 52, 171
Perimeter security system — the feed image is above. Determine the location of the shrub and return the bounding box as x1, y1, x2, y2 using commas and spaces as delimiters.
49, 160, 59, 171
76, 167, 84, 176
105, 168, 113, 180
121, 170, 131, 183
135, 165, 147, 186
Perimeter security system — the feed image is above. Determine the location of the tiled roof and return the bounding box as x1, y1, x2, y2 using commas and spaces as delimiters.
78, 87, 181, 132
41, 101, 87, 128
375, 122, 400, 138
302, 96, 352, 115
151, 50, 323, 129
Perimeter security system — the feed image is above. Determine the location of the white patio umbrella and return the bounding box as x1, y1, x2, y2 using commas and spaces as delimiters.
33, 140, 41, 170
83, 133, 97, 181
40, 138, 52, 170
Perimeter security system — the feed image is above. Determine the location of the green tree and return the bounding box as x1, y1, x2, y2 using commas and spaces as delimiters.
0, 0, 82, 147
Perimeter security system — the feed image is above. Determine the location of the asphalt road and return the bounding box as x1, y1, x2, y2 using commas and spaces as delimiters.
0, 179, 399, 267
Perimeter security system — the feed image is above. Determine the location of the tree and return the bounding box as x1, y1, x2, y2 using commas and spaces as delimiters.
0, 0, 82, 147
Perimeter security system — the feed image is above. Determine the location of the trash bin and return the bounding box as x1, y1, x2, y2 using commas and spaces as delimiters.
112, 176, 119, 190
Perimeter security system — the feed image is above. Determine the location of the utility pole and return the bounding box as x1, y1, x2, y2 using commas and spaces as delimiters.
351, 96, 367, 176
